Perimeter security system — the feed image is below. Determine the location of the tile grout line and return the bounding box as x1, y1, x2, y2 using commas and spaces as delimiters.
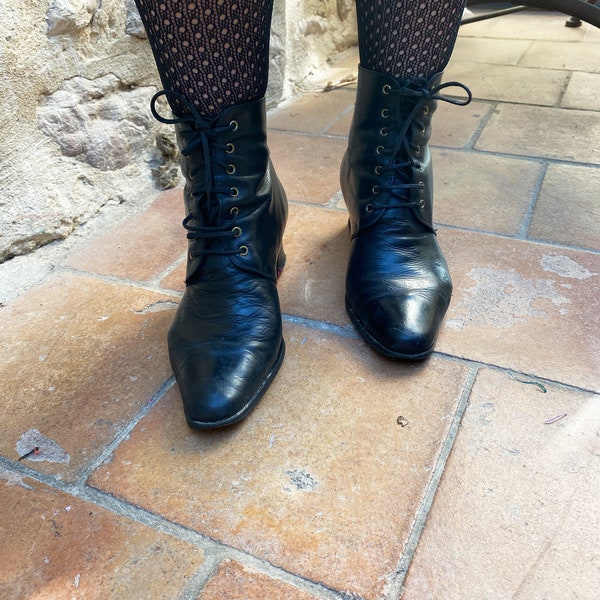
323, 189, 346, 209
555, 70, 574, 108
434, 351, 600, 396
282, 314, 360, 340
517, 161, 549, 240
151, 251, 187, 288
286, 197, 345, 211
456, 100, 497, 151
383, 366, 480, 600
471, 97, 600, 113
211, 549, 353, 600
316, 99, 356, 136
515, 39, 534, 68
432, 144, 600, 170
74, 376, 176, 487
176, 551, 226, 600
56, 264, 185, 298
458, 32, 600, 45
434, 223, 600, 256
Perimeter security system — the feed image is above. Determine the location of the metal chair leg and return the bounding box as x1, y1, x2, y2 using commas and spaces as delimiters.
565, 16, 583, 26
565, 0, 600, 27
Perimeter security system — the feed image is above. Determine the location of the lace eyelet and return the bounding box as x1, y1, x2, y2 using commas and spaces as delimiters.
230, 206, 239, 216
376, 145, 385, 155
382, 84, 391, 95
230, 120, 239, 131
415, 145, 421, 155
226, 164, 236, 175
232, 226, 242, 238
226, 143, 235, 154
419, 199, 426, 210
380, 127, 389, 137
419, 181, 425, 189
380, 108, 390, 119
372, 185, 381, 195
365, 203, 375, 213
239, 245, 249, 256
230, 187, 239, 197
374, 165, 383, 175
422, 105, 430, 116
189, 252, 196, 260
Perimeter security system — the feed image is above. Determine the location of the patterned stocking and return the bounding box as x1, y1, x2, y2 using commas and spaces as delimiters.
355, 0, 467, 80
134, 0, 274, 117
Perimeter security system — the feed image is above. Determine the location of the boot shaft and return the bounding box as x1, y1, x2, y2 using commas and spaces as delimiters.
341, 65, 470, 237
161, 97, 287, 283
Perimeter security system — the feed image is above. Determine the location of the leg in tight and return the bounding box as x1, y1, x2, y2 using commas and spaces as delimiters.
341, 0, 470, 358
356, 0, 466, 79
134, 0, 274, 118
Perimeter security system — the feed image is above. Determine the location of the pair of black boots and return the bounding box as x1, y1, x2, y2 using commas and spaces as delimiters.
155, 66, 471, 429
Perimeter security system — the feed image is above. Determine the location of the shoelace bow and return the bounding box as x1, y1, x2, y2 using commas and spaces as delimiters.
372, 79, 472, 220
151, 90, 242, 257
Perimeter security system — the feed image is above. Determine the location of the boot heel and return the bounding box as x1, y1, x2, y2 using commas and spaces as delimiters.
276, 247, 286, 280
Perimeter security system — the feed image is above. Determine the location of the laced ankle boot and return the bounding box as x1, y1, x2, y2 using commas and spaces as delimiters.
152, 94, 288, 429
340, 65, 471, 359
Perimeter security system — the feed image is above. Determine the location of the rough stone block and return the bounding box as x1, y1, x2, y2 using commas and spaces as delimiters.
46, 0, 98, 36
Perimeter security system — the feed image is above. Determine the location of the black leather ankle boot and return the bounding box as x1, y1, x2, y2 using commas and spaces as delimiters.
152, 94, 288, 429
340, 66, 471, 359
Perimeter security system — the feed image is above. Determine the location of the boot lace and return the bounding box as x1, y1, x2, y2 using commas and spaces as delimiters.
372, 78, 472, 229
151, 90, 243, 257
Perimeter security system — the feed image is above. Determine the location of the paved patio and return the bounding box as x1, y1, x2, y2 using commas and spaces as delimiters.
1, 10, 599, 600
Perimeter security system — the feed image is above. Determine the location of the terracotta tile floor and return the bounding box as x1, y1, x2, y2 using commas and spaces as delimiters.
1, 11, 599, 600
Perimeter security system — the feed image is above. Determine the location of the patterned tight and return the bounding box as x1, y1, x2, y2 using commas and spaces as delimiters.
355, 0, 466, 80
134, 0, 466, 117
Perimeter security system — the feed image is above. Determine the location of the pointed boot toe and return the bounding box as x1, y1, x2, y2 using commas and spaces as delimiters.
170, 336, 285, 428
347, 290, 448, 359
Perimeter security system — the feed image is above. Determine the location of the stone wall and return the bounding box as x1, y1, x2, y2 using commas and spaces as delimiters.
0, 0, 356, 263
